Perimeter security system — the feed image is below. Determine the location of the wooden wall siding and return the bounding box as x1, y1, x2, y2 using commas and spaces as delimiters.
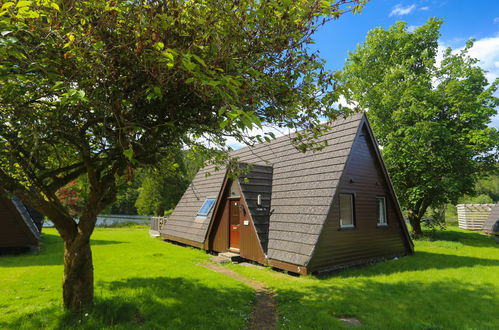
482, 203, 499, 233
238, 164, 273, 253
309, 125, 409, 272
209, 196, 230, 252
237, 175, 268, 264
0, 195, 38, 248
457, 204, 495, 231
209, 177, 267, 264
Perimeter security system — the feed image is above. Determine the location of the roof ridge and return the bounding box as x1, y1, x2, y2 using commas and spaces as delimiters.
229, 112, 365, 156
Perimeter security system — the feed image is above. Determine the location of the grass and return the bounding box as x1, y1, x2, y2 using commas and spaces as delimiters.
226, 226, 499, 329
1, 226, 498, 329
0, 227, 254, 329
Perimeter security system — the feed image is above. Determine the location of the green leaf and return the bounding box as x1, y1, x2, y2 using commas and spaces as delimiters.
161, 49, 175, 68
16, 1, 31, 8
1, 2, 15, 10
190, 54, 207, 68
227, 112, 239, 120
181, 55, 197, 71
123, 147, 134, 161
154, 42, 164, 51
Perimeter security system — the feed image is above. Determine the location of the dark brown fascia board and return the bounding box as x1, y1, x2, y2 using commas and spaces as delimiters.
361, 115, 414, 252
267, 258, 308, 275
160, 233, 204, 249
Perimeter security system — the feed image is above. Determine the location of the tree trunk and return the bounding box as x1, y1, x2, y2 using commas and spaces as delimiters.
408, 215, 423, 235
63, 234, 94, 310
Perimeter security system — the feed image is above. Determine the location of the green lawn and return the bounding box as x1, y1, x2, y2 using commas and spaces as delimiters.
1, 226, 498, 329
0, 228, 254, 329
227, 227, 499, 329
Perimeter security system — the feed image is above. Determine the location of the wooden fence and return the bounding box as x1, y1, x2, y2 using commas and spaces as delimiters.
43, 214, 152, 228
457, 204, 495, 231
149, 216, 168, 237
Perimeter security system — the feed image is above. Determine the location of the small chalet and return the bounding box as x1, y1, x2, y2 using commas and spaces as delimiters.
160, 113, 414, 274
0, 190, 43, 249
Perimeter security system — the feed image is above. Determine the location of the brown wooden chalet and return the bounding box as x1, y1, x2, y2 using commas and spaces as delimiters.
160, 113, 414, 274
0, 190, 43, 249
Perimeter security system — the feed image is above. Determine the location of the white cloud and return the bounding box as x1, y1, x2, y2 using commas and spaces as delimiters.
389, 4, 416, 17
438, 36, 499, 128
420, 6, 430, 11
494, 17, 499, 24
336, 95, 359, 109
465, 36, 499, 83
408, 25, 419, 32
224, 124, 292, 150
464, 36, 499, 128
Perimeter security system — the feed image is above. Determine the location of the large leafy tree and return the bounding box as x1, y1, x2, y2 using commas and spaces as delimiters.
341, 18, 499, 234
0, 0, 365, 309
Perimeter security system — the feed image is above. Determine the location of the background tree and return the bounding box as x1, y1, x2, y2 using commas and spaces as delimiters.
341, 18, 499, 235
103, 178, 141, 215
0, 0, 365, 309
56, 181, 84, 218
135, 149, 192, 216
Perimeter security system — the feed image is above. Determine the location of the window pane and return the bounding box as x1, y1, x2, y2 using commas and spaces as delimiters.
377, 197, 386, 224
198, 198, 216, 216
340, 194, 353, 227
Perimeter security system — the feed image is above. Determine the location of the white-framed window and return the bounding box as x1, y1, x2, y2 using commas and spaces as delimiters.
197, 198, 216, 216
339, 193, 355, 228
377, 196, 387, 226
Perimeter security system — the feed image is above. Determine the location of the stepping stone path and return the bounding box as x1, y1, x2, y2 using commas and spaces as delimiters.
202, 263, 277, 330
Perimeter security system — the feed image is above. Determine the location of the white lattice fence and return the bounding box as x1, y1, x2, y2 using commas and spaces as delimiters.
457, 204, 494, 231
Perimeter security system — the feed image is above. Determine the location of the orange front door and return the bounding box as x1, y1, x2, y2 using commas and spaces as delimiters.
229, 200, 240, 250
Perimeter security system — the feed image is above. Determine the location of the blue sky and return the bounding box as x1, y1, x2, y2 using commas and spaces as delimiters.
227, 0, 499, 149
313, 0, 499, 128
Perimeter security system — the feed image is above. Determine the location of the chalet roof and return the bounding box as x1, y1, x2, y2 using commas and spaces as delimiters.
11, 196, 41, 241
162, 113, 365, 266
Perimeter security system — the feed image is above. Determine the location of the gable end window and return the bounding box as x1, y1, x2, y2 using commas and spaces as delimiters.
197, 198, 216, 216
339, 193, 355, 228
377, 196, 387, 226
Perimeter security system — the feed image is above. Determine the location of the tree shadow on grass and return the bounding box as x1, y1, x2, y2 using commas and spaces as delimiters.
274, 279, 498, 329
420, 229, 498, 248
1, 276, 254, 330
0, 233, 126, 267
319, 251, 499, 279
